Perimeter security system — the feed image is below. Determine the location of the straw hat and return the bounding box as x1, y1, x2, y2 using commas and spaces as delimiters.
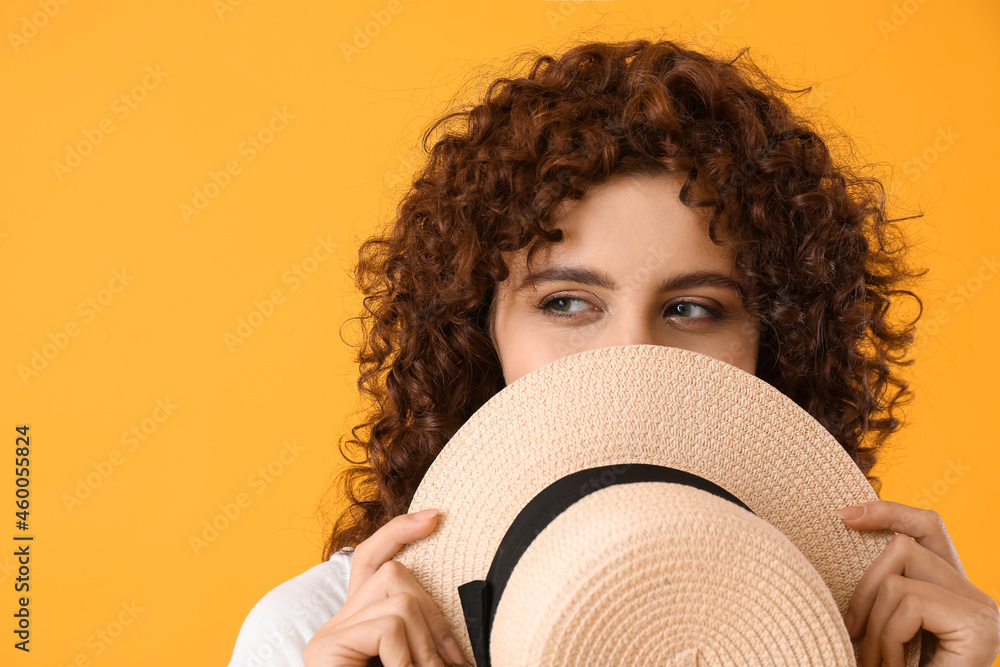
393, 344, 921, 666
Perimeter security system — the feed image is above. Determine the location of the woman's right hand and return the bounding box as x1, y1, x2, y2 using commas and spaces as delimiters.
302, 508, 470, 667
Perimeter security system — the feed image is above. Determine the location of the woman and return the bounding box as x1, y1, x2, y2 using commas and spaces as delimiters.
228, 38, 1000, 667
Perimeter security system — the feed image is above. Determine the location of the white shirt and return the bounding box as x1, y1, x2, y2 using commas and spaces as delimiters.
227, 548, 355, 667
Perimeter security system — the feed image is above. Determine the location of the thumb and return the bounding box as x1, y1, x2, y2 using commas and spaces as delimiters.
347, 508, 441, 597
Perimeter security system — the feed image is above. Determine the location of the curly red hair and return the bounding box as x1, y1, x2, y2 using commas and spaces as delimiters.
319, 37, 926, 560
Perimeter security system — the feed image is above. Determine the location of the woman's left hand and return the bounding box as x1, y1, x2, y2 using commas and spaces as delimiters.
836, 499, 1000, 666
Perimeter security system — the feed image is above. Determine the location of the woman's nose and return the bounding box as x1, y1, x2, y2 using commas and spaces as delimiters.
601, 314, 660, 348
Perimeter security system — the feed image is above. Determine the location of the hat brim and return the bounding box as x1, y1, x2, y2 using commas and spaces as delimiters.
394, 344, 919, 666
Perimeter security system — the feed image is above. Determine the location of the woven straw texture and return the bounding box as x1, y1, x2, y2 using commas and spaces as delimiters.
393, 344, 920, 666
491, 482, 854, 666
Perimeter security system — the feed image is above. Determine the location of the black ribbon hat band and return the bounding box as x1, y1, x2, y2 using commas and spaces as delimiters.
456, 463, 755, 667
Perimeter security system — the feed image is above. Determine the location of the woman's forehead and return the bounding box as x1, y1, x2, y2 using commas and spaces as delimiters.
500, 185, 732, 281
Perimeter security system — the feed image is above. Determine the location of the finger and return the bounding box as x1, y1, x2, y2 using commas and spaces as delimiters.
843, 533, 983, 639
348, 508, 442, 599
332, 559, 467, 666
325, 593, 454, 667
858, 574, 986, 667
836, 500, 965, 575
857, 574, 924, 667
304, 614, 416, 667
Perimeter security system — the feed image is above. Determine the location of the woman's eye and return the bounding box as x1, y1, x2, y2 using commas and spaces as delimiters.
539, 296, 591, 318
666, 302, 718, 319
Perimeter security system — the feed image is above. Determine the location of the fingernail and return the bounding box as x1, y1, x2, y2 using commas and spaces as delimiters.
442, 632, 465, 665
412, 508, 439, 521
836, 504, 865, 521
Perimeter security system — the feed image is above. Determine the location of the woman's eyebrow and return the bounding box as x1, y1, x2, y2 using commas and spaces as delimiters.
517, 265, 741, 295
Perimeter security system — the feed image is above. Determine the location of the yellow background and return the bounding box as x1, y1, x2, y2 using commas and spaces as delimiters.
2, 0, 998, 664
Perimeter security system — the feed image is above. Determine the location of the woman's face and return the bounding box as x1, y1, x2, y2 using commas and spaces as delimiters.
490, 171, 760, 386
